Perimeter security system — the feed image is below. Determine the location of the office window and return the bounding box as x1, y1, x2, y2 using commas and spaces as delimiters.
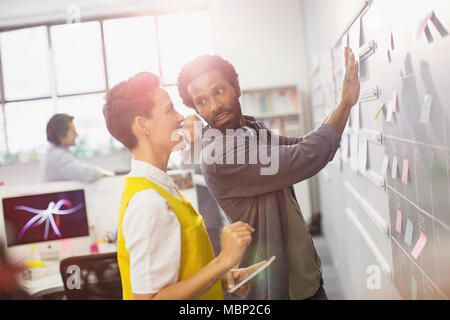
56, 93, 112, 156
0, 26, 52, 101
103, 16, 160, 87
157, 12, 212, 84
0, 10, 212, 164
0, 107, 6, 161
50, 22, 106, 95
4, 99, 54, 155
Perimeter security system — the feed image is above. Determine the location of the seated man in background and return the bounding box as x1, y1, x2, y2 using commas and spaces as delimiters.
180, 114, 229, 257
40, 113, 114, 183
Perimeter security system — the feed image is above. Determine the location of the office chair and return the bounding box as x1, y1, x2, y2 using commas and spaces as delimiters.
59, 252, 122, 300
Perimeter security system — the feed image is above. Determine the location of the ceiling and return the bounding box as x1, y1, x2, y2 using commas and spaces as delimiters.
0, 0, 209, 29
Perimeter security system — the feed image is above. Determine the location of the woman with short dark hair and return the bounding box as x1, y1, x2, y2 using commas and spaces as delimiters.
103, 72, 264, 300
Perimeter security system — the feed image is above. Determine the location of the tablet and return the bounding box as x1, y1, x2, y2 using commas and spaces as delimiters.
229, 256, 276, 293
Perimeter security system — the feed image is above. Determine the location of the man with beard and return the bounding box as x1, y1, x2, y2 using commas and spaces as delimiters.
176, 48, 360, 299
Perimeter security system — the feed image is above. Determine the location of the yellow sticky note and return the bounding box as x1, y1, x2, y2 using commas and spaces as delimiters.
375, 103, 385, 120
23, 260, 46, 268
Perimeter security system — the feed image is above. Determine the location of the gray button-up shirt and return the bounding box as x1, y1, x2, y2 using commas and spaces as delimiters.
200, 116, 341, 300
40, 143, 104, 184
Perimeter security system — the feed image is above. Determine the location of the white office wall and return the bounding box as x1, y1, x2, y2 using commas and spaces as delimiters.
302, 0, 402, 299
209, 0, 308, 90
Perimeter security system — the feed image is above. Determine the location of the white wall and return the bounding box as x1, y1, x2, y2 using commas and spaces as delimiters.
210, 0, 308, 90
302, 0, 402, 299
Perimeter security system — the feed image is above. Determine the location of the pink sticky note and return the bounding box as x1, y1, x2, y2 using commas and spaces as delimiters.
388, 31, 394, 50
411, 232, 427, 260
396, 210, 402, 234
393, 92, 398, 112
90, 243, 99, 254
402, 159, 409, 184
59, 239, 73, 253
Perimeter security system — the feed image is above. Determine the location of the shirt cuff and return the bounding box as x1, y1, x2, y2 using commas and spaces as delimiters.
315, 124, 342, 162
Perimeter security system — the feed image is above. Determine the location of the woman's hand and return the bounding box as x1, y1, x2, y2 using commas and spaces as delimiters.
222, 260, 267, 296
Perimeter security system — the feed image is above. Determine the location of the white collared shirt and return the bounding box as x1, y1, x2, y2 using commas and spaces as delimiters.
40, 143, 104, 183
122, 159, 181, 294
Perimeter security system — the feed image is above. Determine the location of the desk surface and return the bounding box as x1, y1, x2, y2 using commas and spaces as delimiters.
18, 244, 117, 298
19, 261, 63, 297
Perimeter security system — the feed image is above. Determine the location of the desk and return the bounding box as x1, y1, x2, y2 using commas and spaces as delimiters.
19, 260, 64, 298
18, 244, 117, 299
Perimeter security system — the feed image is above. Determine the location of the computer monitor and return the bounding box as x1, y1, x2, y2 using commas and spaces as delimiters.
0, 181, 91, 261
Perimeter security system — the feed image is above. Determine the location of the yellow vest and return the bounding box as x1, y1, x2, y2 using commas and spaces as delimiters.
117, 177, 224, 300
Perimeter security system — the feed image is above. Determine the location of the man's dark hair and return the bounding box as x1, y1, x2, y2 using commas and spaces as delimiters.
177, 55, 239, 109
103, 72, 160, 150
46, 114, 74, 146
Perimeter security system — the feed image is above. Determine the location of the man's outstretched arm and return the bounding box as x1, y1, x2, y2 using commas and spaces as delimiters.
202, 48, 360, 198
322, 47, 360, 134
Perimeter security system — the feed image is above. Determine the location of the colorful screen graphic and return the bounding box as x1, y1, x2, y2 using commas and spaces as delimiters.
2, 189, 89, 247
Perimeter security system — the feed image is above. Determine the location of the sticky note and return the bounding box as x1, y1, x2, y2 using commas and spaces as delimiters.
392, 92, 398, 112
351, 104, 360, 131
389, 31, 394, 50
411, 277, 417, 300
381, 155, 389, 175
424, 25, 434, 43
402, 159, 409, 184
90, 243, 99, 254
59, 239, 73, 253
430, 11, 449, 38
350, 135, 359, 172
420, 94, 432, 124
404, 219, 413, 246
396, 210, 402, 233
341, 134, 349, 160
358, 138, 368, 173
375, 103, 385, 120
417, 11, 433, 39
411, 232, 427, 260
386, 101, 394, 122
349, 18, 361, 65
391, 156, 398, 179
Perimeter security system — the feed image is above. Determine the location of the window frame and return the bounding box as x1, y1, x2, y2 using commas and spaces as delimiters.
0, 8, 211, 164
